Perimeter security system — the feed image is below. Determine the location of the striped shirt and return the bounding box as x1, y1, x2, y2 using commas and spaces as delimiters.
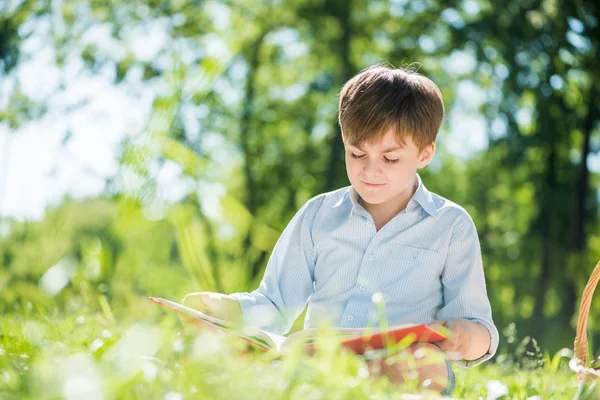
231, 174, 498, 367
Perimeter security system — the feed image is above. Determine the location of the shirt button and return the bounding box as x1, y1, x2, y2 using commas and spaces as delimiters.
368, 254, 374, 261
359, 285, 366, 291
366, 221, 373, 227
347, 315, 354, 321
413, 250, 420, 258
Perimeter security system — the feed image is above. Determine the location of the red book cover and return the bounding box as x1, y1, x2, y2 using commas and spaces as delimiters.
339, 324, 446, 354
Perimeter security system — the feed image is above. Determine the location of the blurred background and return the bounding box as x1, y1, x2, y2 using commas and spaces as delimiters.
1, 0, 599, 356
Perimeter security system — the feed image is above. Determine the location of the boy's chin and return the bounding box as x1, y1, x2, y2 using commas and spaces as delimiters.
356, 190, 387, 205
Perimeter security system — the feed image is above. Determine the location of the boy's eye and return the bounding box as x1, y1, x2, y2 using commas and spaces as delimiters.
351, 153, 399, 164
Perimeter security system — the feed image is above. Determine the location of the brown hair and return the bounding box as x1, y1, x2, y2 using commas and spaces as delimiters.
338, 65, 444, 151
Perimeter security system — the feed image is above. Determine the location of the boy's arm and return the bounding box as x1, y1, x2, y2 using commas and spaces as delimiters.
430, 212, 499, 368
229, 199, 319, 335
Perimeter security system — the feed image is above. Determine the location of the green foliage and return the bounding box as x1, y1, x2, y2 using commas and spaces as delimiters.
2, 0, 600, 397
1, 306, 599, 399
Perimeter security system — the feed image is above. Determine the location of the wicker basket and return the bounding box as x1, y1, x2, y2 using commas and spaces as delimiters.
570, 260, 600, 381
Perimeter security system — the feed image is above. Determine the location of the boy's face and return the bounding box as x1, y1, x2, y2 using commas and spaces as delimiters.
343, 129, 435, 208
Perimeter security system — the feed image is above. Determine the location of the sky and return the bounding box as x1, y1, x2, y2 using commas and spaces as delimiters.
0, 14, 165, 221
0, 57, 151, 220
1, 11, 599, 222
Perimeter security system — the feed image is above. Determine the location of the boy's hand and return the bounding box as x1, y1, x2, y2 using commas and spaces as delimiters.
366, 343, 449, 393
428, 318, 491, 361
428, 318, 466, 361
180, 292, 243, 325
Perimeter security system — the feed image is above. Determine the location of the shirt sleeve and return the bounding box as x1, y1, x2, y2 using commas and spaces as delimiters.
436, 211, 499, 368
229, 199, 318, 335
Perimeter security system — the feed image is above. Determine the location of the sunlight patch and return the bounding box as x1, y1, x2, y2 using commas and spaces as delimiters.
39, 257, 76, 297
24, 321, 47, 346
193, 331, 224, 359
485, 380, 509, 399
164, 392, 183, 400
61, 354, 103, 400
102, 323, 164, 379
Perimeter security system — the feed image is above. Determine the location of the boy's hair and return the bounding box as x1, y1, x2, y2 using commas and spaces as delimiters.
338, 65, 444, 151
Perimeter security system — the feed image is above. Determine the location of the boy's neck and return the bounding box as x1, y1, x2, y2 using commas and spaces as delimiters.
358, 177, 418, 231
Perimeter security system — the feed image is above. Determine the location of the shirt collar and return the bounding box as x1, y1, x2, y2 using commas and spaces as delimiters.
411, 174, 438, 218
331, 174, 438, 218
332, 187, 353, 208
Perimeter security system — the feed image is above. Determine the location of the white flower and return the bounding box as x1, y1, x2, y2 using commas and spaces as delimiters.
371, 292, 383, 304
485, 380, 509, 400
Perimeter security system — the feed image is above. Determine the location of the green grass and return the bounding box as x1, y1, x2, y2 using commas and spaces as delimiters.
1, 302, 599, 400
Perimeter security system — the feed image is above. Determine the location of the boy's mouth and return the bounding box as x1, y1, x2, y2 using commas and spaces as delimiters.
362, 181, 385, 187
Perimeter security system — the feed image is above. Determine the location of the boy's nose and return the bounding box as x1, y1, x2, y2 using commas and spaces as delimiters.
362, 160, 382, 176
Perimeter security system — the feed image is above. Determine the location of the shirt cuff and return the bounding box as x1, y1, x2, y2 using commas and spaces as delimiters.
229, 292, 255, 326
453, 318, 499, 368
229, 292, 284, 333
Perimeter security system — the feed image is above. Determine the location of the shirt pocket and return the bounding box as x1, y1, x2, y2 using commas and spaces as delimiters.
389, 244, 439, 264
379, 244, 442, 306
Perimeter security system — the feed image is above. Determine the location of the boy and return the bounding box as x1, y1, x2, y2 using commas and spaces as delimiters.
181, 65, 498, 395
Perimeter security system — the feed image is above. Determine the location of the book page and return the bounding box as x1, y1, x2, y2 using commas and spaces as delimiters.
150, 297, 286, 351
244, 328, 286, 352
150, 297, 236, 328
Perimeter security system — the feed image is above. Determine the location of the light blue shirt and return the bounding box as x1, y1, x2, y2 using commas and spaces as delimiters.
231, 174, 498, 367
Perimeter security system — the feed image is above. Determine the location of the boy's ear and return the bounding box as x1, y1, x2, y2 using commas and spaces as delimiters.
418, 143, 435, 168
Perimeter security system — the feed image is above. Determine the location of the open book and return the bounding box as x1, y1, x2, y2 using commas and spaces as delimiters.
149, 297, 447, 355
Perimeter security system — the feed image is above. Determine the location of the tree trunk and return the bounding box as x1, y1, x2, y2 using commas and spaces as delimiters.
324, 1, 354, 192
532, 145, 557, 339
573, 89, 596, 252
197, 208, 223, 293
240, 34, 266, 215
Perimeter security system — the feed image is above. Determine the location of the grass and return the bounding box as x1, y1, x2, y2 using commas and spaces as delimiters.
1, 300, 599, 400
